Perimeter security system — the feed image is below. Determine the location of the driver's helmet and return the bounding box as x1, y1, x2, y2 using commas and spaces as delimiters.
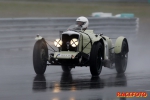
76, 16, 89, 30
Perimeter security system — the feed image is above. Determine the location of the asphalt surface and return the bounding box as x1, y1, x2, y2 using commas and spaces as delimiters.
0, 21, 150, 100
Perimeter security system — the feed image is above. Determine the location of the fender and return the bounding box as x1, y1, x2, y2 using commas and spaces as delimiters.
114, 36, 129, 54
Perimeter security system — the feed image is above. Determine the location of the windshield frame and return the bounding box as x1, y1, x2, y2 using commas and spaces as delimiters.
67, 24, 83, 32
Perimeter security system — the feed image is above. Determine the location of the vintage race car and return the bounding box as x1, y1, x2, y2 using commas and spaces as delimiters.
33, 25, 129, 76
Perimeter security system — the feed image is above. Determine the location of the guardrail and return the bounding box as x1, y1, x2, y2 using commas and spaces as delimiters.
0, 17, 139, 51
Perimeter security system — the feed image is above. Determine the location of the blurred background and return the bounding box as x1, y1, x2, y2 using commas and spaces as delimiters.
0, 0, 149, 18
0, 0, 149, 58
0, 0, 149, 35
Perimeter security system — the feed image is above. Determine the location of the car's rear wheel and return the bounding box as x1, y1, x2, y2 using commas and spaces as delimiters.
61, 65, 72, 73
33, 39, 48, 75
90, 42, 103, 76
115, 41, 128, 73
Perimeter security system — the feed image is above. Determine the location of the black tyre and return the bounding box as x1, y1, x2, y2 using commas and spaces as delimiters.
33, 40, 48, 75
90, 42, 103, 76
115, 41, 128, 73
61, 65, 72, 73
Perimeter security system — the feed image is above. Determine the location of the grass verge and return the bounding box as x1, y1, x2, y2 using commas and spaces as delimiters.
0, 1, 149, 19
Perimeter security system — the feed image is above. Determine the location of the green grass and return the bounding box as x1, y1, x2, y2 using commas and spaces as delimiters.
0, 1, 149, 19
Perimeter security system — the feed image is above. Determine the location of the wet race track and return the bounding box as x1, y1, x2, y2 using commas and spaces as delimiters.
0, 22, 150, 100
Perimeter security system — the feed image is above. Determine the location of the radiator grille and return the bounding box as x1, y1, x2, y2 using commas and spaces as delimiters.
61, 34, 79, 51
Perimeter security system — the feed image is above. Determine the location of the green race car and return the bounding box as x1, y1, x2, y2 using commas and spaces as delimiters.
33, 25, 129, 76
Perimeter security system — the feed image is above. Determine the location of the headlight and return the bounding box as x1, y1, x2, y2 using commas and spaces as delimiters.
70, 38, 79, 47
54, 39, 62, 47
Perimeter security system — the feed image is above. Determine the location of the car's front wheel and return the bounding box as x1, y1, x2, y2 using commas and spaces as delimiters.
33, 39, 48, 75
90, 42, 103, 76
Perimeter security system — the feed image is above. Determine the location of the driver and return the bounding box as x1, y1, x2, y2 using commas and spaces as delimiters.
76, 16, 89, 31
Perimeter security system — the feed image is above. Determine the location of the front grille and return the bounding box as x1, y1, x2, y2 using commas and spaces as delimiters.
61, 34, 79, 51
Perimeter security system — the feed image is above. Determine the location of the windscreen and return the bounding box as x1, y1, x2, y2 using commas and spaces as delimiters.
67, 24, 82, 31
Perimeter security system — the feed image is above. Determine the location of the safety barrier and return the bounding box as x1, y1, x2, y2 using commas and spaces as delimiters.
0, 17, 139, 50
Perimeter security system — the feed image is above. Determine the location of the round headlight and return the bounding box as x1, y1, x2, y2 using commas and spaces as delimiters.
70, 38, 79, 47
54, 39, 62, 47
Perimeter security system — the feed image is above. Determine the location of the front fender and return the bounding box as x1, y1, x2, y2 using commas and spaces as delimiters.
114, 36, 129, 54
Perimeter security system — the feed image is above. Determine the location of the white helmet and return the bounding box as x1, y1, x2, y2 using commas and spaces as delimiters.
76, 16, 89, 30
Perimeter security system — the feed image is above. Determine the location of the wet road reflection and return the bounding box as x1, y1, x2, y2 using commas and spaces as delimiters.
32, 73, 128, 100
32, 75, 47, 91
32, 73, 127, 91
1, 55, 149, 100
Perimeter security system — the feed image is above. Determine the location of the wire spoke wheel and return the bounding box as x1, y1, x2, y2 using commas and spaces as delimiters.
40, 49, 47, 67
90, 42, 103, 76
121, 53, 128, 71
115, 40, 128, 73
96, 48, 102, 73
33, 40, 48, 75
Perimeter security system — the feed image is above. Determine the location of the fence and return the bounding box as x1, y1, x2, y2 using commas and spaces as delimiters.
0, 17, 139, 51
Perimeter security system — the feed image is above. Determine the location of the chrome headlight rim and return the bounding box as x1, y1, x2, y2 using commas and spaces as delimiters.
70, 38, 79, 47
54, 39, 63, 47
